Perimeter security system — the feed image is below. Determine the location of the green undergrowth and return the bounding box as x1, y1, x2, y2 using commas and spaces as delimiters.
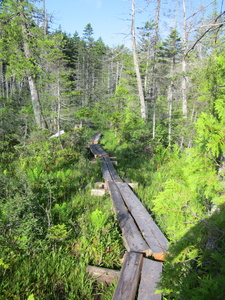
0, 128, 124, 299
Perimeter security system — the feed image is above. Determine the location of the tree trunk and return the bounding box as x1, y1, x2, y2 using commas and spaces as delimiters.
168, 82, 173, 147
168, 58, 175, 147
152, 0, 161, 137
182, 0, 188, 119
131, 0, 146, 119
27, 74, 45, 128
42, 0, 48, 35
18, 1, 46, 128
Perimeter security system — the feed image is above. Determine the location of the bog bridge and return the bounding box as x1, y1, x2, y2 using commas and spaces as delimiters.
88, 132, 168, 300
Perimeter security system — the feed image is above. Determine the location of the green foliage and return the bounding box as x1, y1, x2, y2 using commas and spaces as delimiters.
73, 196, 124, 270
90, 209, 108, 231
47, 224, 72, 242
196, 111, 225, 158
0, 126, 123, 299
138, 116, 225, 298
0, 258, 9, 269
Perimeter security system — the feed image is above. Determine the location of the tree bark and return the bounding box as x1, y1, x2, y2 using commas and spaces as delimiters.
168, 55, 175, 147
42, 0, 48, 35
152, 0, 161, 137
168, 82, 173, 147
131, 0, 146, 119
182, 0, 188, 119
23, 38, 46, 128
18, 0, 46, 128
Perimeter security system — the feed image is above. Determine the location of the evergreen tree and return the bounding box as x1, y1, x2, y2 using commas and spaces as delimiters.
0, 0, 47, 128
157, 29, 182, 146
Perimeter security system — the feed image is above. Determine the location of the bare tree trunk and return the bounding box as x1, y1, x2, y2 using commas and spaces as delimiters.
116, 61, 120, 88
152, 100, 156, 139
152, 0, 161, 137
155, 0, 161, 41
26, 73, 44, 128
0, 62, 5, 98
168, 57, 175, 147
182, 0, 188, 119
18, 1, 46, 128
131, 0, 146, 119
168, 82, 173, 147
42, 0, 48, 35
56, 69, 64, 149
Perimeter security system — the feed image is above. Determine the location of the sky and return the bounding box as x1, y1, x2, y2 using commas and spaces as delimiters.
44, 0, 223, 47
45, 0, 137, 47
45, 0, 186, 47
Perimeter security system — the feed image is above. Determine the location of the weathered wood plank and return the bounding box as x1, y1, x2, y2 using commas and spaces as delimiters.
85, 119, 94, 128
89, 144, 101, 157
91, 132, 102, 144
94, 182, 105, 188
89, 144, 108, 157
113, 252, 143, 300
91, 189, 106, 196
87, 265, 120, 283
104, 156, 123, 183
128, 182, 138, 189
116, 182, 168, 253
101, 158, 113, 181
107, 181, 150, 252
138, 258, 162, 300
94, 144, 109, 156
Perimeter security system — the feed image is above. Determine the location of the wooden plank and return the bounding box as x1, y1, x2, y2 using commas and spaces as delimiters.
104, 156, 123, 183
101, 158, 113, 181
89, 144, 108, 157
84, 119, 94, 128
116, 183, 168, 253
89, 144, 101, 157
89, 144, 109, 157
128, 182, 138, 189
91, 189, 106, 196
91, 132, 102, 144
113, 252, 143, 300
107, 181, 150, 252
138, 258, 162, 300
94, 144, 109, 156
94, 182, 105, 188
87, 265, 120, 283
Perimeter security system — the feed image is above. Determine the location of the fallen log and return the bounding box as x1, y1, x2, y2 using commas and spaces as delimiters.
49, 130, 65, 138
87, 265, 120, 283
91, 189, 106, 196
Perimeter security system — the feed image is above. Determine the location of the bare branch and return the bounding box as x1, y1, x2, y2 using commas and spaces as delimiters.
187, 1, 216, 20
185, 11, 225, 57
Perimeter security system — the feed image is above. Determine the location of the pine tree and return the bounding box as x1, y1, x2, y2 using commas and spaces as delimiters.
0, 0, 47, 128
157, 29, 182, 146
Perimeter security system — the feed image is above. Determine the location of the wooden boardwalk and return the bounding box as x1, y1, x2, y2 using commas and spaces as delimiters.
89, 132, 168, 300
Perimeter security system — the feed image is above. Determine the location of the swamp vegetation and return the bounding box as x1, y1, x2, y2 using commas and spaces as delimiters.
1, 0, 225, 298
